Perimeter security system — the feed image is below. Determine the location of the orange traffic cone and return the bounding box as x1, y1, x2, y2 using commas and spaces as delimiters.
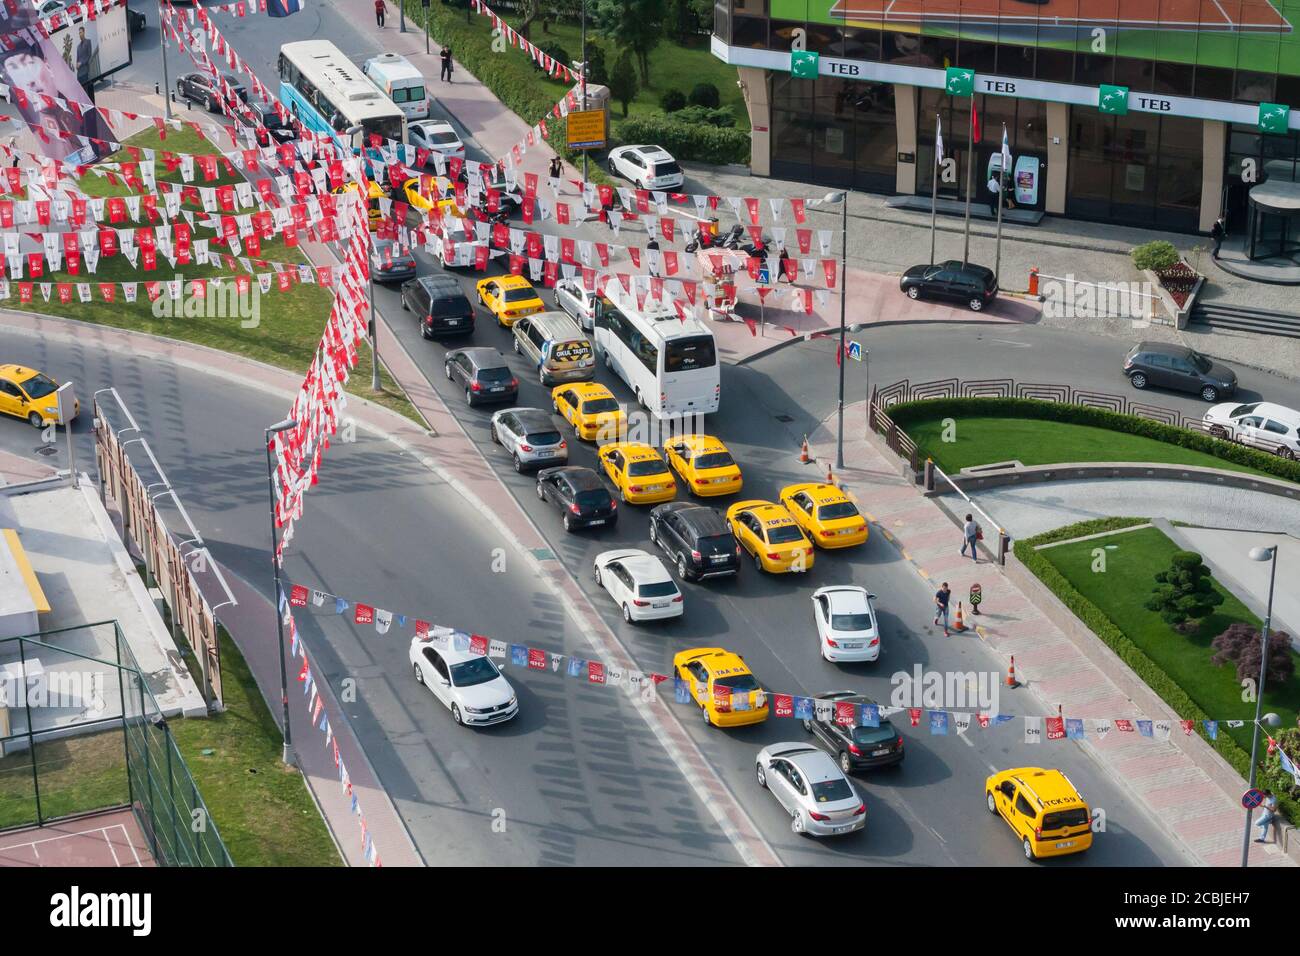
825, 463, 835, 485
800, 436, 811, 464
1006, 656, 1018, 687
953, 601, 967, 632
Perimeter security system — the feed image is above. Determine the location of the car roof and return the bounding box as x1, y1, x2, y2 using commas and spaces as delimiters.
632, 145, 673, 161
1135, 341, 1189, 356
510, 408, 556, 431
0, 364, 38, 382
612, 552, 672, 581
672, 434, 726, 453
420, 274, 462, 292
815, 690, 877, 706
734, 501, 794, 525
1242, 402, 1300, 423
493, 275, 534, 289
663, 503, 727, 532
1006, 768, 1086, 808
565, 381, 615, 398
435, 642, 500, 669
552, 466, 602, 490
785, 482, 850, 504
938, 259, 992, 278
819, 586, 870, 612
607, 442, 662, 461
454, 347, 506, 367
676, 647, 747, 672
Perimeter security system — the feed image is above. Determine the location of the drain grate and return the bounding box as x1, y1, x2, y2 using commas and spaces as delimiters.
774, 414, 794, 423
33, 445, 58, 457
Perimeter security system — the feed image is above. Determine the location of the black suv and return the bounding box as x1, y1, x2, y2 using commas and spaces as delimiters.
648, 502, 740, 581
176, 72, 248, 115
243, 99, 297, 147
402, 275, 475, 338
444, 348, 517, 406
536, 466, 618, 532
1123, 342, 1238, 402
803, 691, 905, 774
899, 260, 998, 311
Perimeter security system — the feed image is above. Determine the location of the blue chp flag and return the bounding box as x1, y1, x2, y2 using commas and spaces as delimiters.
268, 0, 306, 15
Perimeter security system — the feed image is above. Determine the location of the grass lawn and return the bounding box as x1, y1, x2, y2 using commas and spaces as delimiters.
905, 415, 1277, 480
0, 728, 130, 829
11, 127, 419, 424
1039, 526, 1300, 754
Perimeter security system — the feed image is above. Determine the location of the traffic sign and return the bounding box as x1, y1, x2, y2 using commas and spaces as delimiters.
566, 109, 607, 150
757, 267, 770, 285
847, 340, 863, 361
1242, 787, 1266, 809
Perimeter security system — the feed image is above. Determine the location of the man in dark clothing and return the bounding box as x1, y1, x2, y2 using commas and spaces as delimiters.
375, 0, 385, 27
75, 28, 92, 87
933, 582, 951, 636
440, 47, 454, 82
1210, 216, 1226, 256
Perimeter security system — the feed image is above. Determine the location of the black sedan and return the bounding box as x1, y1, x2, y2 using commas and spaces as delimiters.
401, 275, 474, 338
648, 502, 740, 582
899, 260, 998, 312
1123, 341, 1238, 403
803, 691, 904, 774
536, 466, 618, 533
369, 239, 417, 284
176, 72, 248, 115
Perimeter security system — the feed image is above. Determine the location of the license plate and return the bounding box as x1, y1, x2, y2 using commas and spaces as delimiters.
588, 519, 605, 526
490, 386, 506, 392
1056, 841, 1075, 849
842, 643, 862, 649
447, 319, 461, 325
652, 602, 669, 609
839, 528, 854, 535
872, 748, 890, 757
833, 824, 855, 833
712, 477, 729, 484
710, 555, 728, 563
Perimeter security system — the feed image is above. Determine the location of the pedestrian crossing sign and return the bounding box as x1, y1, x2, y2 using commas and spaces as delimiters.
791, 51, 820, 80
847, 341, 862, 361
1259, 103, 1290, 134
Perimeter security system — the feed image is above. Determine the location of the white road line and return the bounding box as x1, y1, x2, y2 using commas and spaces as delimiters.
988, 338, 1032, 349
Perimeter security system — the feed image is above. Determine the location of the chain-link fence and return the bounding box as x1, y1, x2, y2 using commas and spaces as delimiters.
0, 622, 232, 866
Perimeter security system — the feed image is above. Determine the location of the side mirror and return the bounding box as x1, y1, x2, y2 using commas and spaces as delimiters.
867, 593, 877, 601
438, 677, 450, 686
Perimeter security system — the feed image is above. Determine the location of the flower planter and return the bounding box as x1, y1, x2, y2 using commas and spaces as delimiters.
1141, 258, 1205, 329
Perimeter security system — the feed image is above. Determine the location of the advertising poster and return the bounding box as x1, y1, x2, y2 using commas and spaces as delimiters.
47, 4, 132, 87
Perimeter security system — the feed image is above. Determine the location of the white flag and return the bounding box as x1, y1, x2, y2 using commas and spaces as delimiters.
935, 114, 944, 166
1024, 716, 1043, 744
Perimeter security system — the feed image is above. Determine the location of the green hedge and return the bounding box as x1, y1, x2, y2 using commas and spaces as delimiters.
1029, 517, 1149, 547
887, 397, 1300, 484
613, 115, 751, 166
1015, 524, 1298, 826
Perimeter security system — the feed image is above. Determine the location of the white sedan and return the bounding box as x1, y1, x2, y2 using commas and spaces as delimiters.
756, 743, 866, 837
408, 119, 466, 164
409, 637, 518, 727
593, 549, 683, 624
1203, 401, 1299, 459
812, 586, 881, 662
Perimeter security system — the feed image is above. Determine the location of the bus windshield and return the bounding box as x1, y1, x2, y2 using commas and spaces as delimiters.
664, 336, 716, 372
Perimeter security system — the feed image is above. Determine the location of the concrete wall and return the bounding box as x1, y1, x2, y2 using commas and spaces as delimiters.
738, 67, 770, 176
1200, 120, 1226, 232
1046, 101, 1069, 215
895, 84, 918, 194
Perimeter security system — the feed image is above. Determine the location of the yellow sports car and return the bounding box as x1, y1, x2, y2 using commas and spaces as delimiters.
779, 482, 869, 549
598, 442, 676, 504
663, 434, 742, 497
725, 500, 815, 574
476, 275, 545, 327
0, 364, 77, 427
552, 382, 625, 442
671, 647, 769, 728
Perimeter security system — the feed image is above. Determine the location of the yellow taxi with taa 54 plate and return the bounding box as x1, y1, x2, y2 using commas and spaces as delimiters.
552, 382, 625, 442
780, 482, 869, 549
476, 275, 545, 328
597, 442, 677, 504
986, 767, 1093, 860
725, 500, 815, 574
663, 434, 742, 497
671, 647, 769, 728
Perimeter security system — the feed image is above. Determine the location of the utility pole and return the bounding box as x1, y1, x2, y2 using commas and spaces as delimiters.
835, 191, 848, 470
930, 113, 940, 265
962, 95, 974, 268
265, 419, 298, 767
580, 0, 588, 188
159, 2, 173, 121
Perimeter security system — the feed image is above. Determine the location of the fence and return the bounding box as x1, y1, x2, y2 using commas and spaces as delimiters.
0, 623, 233, 867
93, 389, 237, 709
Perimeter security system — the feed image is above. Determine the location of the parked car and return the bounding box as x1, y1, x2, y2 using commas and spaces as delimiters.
489, 407, 567, 472
401, 274, 474, 338
241, 98, 297, 146
126, 7, 146, 33
554, 277, 599, 331
1203, 401, 1299, 459
899, 260, 998, 311
803, 691, 904, 774
408, 119, 465, 163
444, 347, 518, 407
647, 502, 741, 581
811, 586, 881, 662
535, 466, 617, 532
1123, 341, 1237, 402
755, 743, 866, 837
369, 238, 417, 284
592, 549, 684, 624
607, 145, 685, 190
408, 637, 517, 727
176, 71, 248, 114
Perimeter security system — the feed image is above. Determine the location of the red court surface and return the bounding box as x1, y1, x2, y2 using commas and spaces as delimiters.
0, 811, 155, 867
829, 0, 1292, 32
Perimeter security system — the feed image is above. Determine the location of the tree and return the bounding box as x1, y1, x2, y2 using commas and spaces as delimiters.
1144, 550, 1224, 633
1211, 622, 1295, 685
516, 0, 541, 40
609, 50, 639, 118
592, 0, 664, 86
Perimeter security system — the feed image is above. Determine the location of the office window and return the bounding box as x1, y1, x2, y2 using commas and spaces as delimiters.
1194, 66, 1235, 102
1036, 48, 1074, 83
731, 16, 767, 49
997, 44, 1036, 80
1153, 62, 1195, 97
843, 26, 882, 62
1235, 70, 1277, 104
884, 32, 924, 65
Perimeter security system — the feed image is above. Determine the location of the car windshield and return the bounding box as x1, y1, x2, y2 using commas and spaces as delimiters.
694, 451, 734, 469
851, 723, 895, 744
831, 611, 873, 631
431, 295, 470, 312
582, 397, 619, 414
1043, 808, 1089, 829
818, 501, 859, 520
664, 336, 716, 372
1229, 403, 1259, 417
449, 656, 500, 687
427, 129, 459, 145
715, 673, 759, 692
526, 430, 562, 446
1190, 351, 1213, 373
811, 778, 855, 803
574, 488, 609, 507
627, 459, 666, 477
477, 367, 513, 383
653, 161, 681, 177
766, 524, 804, 544
638, 581, 678, 598
504, 287, 537, 303
21, 373, 58, 399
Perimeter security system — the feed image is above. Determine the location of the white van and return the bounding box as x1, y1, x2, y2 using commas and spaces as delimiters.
363, 52, 429, 121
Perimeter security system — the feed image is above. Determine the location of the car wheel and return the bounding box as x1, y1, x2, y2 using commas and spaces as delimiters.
839, 751, 852, 774
754, 552, 764, 574
206, 96, 217, 113
552, 399, 560, 413
1128, 372, 1147, 390
512, 337, 521, 354
1208, 424, 1227, 439
1200, 385, 1219, 402
968, 297, 984, 312
539, 369, 548, 387
791, 812, 806, 835
512, 453, 524, 473
444, 363, 453, 381
413, 663, 424, 685
562, 514, 573, 532
420, 323, 432, 340
1023, 836, 1035, 860
987, 792, 998, 814
756, 762, 768, 789
802, 718, 814, 734
676, 555, 688, 580
622, 603, 632, 623
465, 388, 474, 406
490, 424, 500, 444
401, 296, 410, 311
701, 705, 711, 727
451, 704, 464, 726
536, 481, 545, 500
648, 522, 658, 545
28, 412, 43, 429
906, 286, 920, 300
593, 564, 602, 586
1279, 446, 1297, 461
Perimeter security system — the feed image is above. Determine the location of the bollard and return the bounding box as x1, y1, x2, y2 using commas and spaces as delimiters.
999, 530, 1010, 566
923, 457, 935, 493
1028, 267, 1039, 296
969, 582, 982, 615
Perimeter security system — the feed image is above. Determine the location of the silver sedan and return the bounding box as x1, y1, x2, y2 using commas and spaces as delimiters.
755, 743, 866, 837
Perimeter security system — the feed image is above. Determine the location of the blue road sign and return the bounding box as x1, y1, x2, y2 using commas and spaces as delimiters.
758, 267, 770, 285
1242, 787, 1266, 809
847, 341, 863, 361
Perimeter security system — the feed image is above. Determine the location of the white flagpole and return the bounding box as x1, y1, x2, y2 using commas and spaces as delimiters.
995, 123, 1010, 282
931, 113, 941, 266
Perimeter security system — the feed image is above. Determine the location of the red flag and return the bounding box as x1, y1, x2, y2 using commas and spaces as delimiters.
587, 661, 605, 684
743, 197, 760, 224
415, 620, 430, 639
354, 604, 375, 625
1046, 716, 1066, 740
773, 694, 793, 718
290, 585, 308, 606
469, 634, 489, 656
527, 648, 546, 670
790, 198, 806, 223
908, 707, 921, 727
972, 97, 981, 144
835, 701, 856, 726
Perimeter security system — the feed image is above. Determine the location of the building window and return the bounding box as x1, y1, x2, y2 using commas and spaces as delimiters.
843, 26, 882, 62
768, 74, 895, 192
713, 1, 729, 44
731, 16, 767, 49
997, 44, 1036, 80
884, 32, 924, 66
1035, 48, 1074, 84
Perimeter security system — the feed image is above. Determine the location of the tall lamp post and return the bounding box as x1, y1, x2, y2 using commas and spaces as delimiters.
824, 190, 849, 470
1241, 543, 1282, 866
265, 418, 299, 767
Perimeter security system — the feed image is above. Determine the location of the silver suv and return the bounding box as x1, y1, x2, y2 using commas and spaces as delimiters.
489, 407, 568, 472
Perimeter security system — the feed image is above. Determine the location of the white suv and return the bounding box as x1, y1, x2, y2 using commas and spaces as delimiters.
608, 145, 684, 190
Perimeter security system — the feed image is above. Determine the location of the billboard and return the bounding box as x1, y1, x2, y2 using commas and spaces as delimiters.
774, 0, 1300, 78
47, 4, 132, 87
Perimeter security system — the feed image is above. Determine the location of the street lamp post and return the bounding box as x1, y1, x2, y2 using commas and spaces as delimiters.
1241, 543, 1281, 866
825, 191, 849, 470
265, 418, 299, 767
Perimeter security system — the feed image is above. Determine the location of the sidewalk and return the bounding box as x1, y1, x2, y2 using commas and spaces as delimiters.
808, 398, 1296, 868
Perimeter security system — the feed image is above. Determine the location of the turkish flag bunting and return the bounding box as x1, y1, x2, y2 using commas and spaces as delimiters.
791, 198, 806, 223
556, 202, 570, 225
660, 218, 674, 243
822, 259, 837, 288
744, 197, 760, 224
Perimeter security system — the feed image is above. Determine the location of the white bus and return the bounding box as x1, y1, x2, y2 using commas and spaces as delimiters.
277, 40, 406, 151
593, 290, 720, 419
363, 53, 430, 121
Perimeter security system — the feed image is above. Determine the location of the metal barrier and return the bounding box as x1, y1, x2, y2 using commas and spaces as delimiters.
1033, 272, 1162, 321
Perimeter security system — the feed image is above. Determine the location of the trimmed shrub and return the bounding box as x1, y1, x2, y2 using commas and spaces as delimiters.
688, 81, 721, 108
1146, 550, 1223, 632
1132, 239, 1181, 272
615, 114, 750, 165
1211, 622, 1295, 684
536, 44, 573, 75
585, 44, 608, 86
660, 88, 687, 112
670, 104, 736, 128
609, 51, 639, 118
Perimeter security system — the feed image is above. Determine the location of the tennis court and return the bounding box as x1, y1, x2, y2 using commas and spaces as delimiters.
0, 810, 155, 867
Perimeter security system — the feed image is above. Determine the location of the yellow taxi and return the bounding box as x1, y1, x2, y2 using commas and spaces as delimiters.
401, 175, 461, 217
476, 275, 545, 327
597, 442, 676, 504
779, 482, 869, 549
0, 365, 77, 428
725, 500, 815, 574
331, 180, 385, 231
663, 434, 742, 497
986, 767, 1093, 860
552, 382, 625, 442
671, 647, 769, 728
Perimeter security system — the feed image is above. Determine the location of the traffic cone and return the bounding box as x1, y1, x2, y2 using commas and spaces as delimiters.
1006, 656, 1018, 687
953, 601, 967, 632
800, 436, 811, 464
825, 463, 834, 485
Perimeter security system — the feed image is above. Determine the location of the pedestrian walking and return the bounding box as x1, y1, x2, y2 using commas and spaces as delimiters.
440, 46, 454, 82
374, 0, 385, 27
960, 513, 980, 562
1210, 215, 1226, 257
933, 582, 951, 636
646, 235, 661, 277
1254, 790, 1280, 843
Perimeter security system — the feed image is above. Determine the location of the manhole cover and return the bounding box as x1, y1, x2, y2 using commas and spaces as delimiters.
774, 414, 794, 423
33, 445, 59, 457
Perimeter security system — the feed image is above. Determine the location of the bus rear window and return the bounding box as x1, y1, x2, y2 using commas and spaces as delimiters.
664, 336, 716, 372
366, 116, 404, 144
1043, 808, 1089, 830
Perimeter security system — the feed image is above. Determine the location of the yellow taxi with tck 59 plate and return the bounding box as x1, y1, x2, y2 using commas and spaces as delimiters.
0, 365, 77, 428
552, 382, 625, 442
780, 482, 869, 549
726, 500, 814, 574
476, 275, 544, 327
663, 434, 742, 497
986, 767, 1093, 860
671, 647, 769, 728
598, 442, 676, 504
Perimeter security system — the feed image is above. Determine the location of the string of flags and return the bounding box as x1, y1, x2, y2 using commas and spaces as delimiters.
0, 266, 334, 306
469, 0, 584, 83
